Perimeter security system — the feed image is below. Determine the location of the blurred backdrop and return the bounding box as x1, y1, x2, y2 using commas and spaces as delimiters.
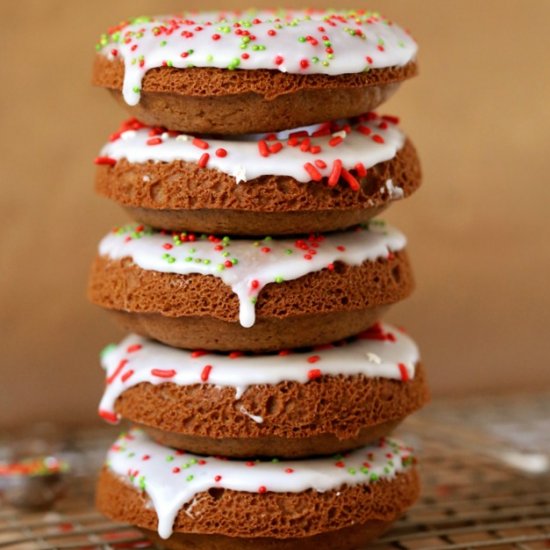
1, 0, 549, 428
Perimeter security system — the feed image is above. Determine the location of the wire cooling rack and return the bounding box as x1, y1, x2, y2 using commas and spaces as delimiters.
1, 393, 549, 550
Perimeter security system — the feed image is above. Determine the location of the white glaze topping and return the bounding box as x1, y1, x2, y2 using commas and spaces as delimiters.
106, 428, 415, 539
97, 113, 405, 184
98, 220, 406, 328
98, 323, 419, 423
96, 10, 418, 106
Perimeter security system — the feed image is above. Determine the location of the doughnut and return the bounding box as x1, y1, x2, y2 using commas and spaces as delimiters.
92, 10, 418, 134
87, 221, 414, 351
98, 324, 428, 457
96, 428, 419, 549
94, 113, 421, 235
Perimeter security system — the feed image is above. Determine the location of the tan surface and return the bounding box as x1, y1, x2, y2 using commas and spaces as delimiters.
0, 1, 549, 428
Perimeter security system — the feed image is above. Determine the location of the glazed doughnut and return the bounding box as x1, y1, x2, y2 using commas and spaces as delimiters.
95, 113, 421, 235
96, 428, 419, 549
92, 10, 418, 134
98, 324, 428, 457
87, 221, 414, 351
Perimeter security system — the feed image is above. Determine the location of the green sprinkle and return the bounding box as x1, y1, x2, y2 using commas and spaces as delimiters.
203, 259, 211, 265
271, 458, 279, 463
347, 467, 357, 475
100, 343, 117, 359
160, 40, 167, 46
206, 54, 214, 62
138, 476, 146, 490
132, 86, 140, 94
298, 36, 306, 42
185, 257, 193, 262
186, 474, 194, 482
217, 264, 225, 272
232, 259, 238, 265
166, 455, 174, 462
361, 466, 370, 474
370, 473, 379, 481
251, 297, 257, 304
285, 249, 293, 255
274, 276, 284, 283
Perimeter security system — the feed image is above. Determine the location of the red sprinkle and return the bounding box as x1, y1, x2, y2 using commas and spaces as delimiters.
285, 468, 294, 474
329, 136, 343, 147
214, 475, 222, 482
308, 368, 322, 380
151, 368, 176, 379
126, 344, 142, 353
258, 140, 269, 157
212, 33, 221, 40
229, 351, 243, 359
357, 125, 372, 136
274, 55, 284, 65
94, 156, 117, 166
342, 168, 360, 191
269, 142, 283, 154
172, 467, 181, 473
337, 245, 346, 252
328, 159, 342, 187
304, 162, 323, 182
372, 134, 385, 144
146, 137, 162, 146
99, 410, 118, 424
355, 163, 367, 178
268, 29, 277, 36
201, 365, 213, 382
107, 359, 128, 385
246, 461, 255, 467
250, 279, 260, 289
121, 370, 134, 383
307, 355, 321, 364
193, 137, 209, 150
198, 152, 210, 168
191, 350, 207, 358
315, 159, 327, 169
258, 485, 267, 494
335, 461, 345, 468
398, 363, 409, 381
300, 59, 309, 69
261, 247, 271, 253
224, 260, 233, 268
162, 243, 173, 250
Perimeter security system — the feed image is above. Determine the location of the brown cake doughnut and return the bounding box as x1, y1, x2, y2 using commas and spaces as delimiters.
94, 114, 421, 235
98, 325, 428, 457
88, 222, 413, 351
97, 429, 419, 549
92, 11, 418, 134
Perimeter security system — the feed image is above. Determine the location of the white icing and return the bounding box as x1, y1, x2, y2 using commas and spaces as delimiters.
96, 10, 418, 106
385, 178, 404, 199
98, 323, 418, 423
98, 221, 406, 328
106, 428, 414, 539
100, 114, 405, 184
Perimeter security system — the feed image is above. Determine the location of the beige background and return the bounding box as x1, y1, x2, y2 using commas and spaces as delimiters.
1, 0, 549, 428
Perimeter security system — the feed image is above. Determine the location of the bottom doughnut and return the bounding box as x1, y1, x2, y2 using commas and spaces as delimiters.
141, 520, 392, 550
97, 429, 419, 549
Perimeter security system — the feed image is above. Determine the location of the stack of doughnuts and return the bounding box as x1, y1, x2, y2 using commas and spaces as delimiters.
88, 9, 428, 549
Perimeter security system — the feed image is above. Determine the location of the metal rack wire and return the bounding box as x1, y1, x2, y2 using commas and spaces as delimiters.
1, 394, 549, 549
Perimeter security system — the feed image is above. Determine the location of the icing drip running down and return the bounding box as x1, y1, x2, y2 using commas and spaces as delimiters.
96, 113, 406, 185
98, 323, 419, 423
95, 10, 418, 105
106, 428, 415, 539
98, 220, 406, 328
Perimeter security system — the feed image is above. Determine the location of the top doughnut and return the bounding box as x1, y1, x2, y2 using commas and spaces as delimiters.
93, 10, 418, 134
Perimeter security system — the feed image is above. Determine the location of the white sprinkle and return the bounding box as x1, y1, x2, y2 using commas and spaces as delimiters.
366, 352, 382, 364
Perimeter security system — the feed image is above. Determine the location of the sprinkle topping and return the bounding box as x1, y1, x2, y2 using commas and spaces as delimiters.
99, 113, 406, 185
98, 220, 406, 328
98, 322, 419, 421
96, 10, 418, 105
106, 428, 415, 539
